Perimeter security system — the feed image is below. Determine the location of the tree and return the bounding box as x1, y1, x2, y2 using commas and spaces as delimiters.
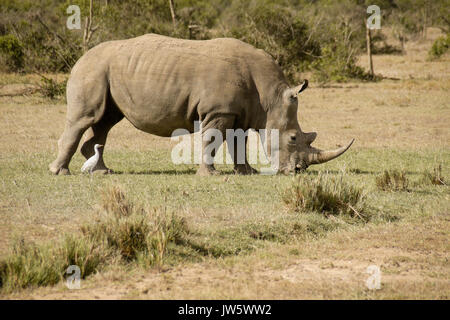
83, 0, 99, 53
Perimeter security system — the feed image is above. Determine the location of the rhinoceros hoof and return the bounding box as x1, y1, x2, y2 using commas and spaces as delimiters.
234, 165, 258, 175
49, 162, 70, 175
196, 166, 219, 176
56, 168, 71, 175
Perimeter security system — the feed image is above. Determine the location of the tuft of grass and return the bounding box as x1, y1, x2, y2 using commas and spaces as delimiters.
376, 170, 409, 191
282, 174, 369, 222
422, 164, 446, 186
81, 185, 188, 266
0, 185, 188, 292
100, 184, 134, 217
59, 235, 108, 279
0, 239, 62, 292
0, 235, 106, 293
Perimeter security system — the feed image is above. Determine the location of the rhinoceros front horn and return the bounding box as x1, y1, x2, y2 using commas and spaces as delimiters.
306, 139, 355, 165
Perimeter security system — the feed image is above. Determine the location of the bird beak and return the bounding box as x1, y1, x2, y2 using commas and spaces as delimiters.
98, 145, 104, 147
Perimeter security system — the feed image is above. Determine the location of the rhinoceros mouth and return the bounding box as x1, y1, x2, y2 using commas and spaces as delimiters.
295, 161, 308, 173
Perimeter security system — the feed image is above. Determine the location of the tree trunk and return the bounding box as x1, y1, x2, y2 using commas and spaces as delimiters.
366, 26, 374, 77
83, 0, 98, 53
168, 0, 177, 29
422, 8, 428, 39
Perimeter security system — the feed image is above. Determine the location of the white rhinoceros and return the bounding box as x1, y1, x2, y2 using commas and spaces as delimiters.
49, 34, 353, 175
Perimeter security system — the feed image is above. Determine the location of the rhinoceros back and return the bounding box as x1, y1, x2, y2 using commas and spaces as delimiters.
70, 34, 283, 136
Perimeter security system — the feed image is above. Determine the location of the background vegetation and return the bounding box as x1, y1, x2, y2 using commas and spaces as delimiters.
0, 0, 449, 82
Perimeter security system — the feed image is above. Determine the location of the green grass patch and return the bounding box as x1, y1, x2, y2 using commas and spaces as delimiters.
0, 236, 106, 292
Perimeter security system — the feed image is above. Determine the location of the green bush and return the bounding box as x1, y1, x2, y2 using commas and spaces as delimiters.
0, 34, 24, 72
220, 1, 320, 83
312, 44, 373, 83
429, 34, 450, 59
38, 76, 67, 99
1, 0, 449, 80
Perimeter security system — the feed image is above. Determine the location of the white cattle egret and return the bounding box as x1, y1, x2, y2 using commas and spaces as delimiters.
81, 144, 103, 174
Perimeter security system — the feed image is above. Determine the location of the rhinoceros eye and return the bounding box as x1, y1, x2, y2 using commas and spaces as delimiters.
290, 135, 296, 143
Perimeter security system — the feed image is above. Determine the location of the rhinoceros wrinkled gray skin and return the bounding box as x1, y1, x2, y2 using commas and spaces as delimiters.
49, 34, 354, 176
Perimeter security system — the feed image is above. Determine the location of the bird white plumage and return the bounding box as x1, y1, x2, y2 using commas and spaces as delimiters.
81, 144, 103, 173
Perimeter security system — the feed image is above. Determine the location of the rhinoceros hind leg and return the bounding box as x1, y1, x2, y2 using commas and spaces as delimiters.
80, 101, 124, 174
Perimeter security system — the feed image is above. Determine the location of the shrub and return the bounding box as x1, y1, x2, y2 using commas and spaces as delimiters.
307, 1, 376, 83
376, 170, 409, 191
1, 0, 448, 80
38, 75, 67, 99
0, 34, 24, 72
311, 44, 373, 83
282, 174, 368, 221
219, 0, 320, 83
429, 34, 450, 59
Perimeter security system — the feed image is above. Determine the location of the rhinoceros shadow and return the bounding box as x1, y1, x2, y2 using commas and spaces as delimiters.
114, 168, 237, 175
111, 168, 424, 176
113, 169, 197, 175
305, 169, 374, 175
308, 169, 425, 176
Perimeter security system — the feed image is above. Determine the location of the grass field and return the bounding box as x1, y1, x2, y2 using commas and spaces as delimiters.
0, 29, 449, 299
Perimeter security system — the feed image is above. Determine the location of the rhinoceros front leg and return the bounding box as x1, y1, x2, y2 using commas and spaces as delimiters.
196, 114, 235, 176
228, 136, 258, 175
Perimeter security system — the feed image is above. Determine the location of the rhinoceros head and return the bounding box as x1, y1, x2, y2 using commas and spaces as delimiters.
265, 80, 354, 174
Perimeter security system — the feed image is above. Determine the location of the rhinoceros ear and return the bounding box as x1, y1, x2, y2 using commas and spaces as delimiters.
290, 80, 308, 97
